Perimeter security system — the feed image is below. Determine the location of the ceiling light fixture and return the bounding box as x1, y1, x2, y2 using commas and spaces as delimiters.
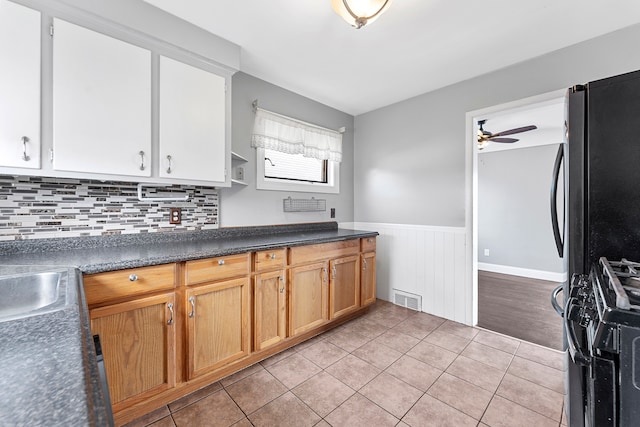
331, 0, 392, 29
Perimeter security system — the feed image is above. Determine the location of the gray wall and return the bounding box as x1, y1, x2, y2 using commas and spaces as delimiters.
477, 145, 564, 273
354, 23, 640, 227
220, 72, 355, 227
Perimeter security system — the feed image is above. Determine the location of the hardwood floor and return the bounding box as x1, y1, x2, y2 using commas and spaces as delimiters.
478, 271, 563, 350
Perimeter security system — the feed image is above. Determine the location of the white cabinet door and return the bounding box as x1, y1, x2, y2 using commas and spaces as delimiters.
0, 1, 40, 169
52, 19, 151, 177
159, 56, 226, 183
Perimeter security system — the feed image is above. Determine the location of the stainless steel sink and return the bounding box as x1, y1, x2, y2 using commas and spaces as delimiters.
0, 270, 69, 321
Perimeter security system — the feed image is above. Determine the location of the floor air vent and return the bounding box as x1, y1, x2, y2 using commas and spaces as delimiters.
393, 289, 422, 311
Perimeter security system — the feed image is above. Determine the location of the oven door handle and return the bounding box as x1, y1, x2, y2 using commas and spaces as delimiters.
551, 284, 564, 316
564, 297, 590, 366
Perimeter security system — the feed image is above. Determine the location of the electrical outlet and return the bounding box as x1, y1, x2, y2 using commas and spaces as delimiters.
330, 208, 335, 218
170, 208, 181, 225
484, 248, 490, 257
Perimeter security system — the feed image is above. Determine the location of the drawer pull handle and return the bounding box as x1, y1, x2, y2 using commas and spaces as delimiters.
368, 238, 373, 243
218, 260, 225, 265
279, 276, 285, 293
167, 303, 174, 325
188, 296, 195, 318
270, 253, 276, 259
129, 274, 138, 282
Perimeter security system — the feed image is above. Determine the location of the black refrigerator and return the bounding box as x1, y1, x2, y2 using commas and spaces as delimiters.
553, 69, 640, 427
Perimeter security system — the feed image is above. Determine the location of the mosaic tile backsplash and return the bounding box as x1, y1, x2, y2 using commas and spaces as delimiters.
0, 175, 219, 241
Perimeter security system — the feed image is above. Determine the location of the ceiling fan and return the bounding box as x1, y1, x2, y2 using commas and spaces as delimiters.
477, 119, 537, 150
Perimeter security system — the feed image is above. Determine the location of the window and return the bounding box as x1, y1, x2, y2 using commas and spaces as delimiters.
256, 148, 339, 193
251, 107, 342, 194
264, 149, 327, 183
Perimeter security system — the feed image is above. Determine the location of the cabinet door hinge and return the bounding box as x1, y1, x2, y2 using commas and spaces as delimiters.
49, 24, 54, 37
49, 149, 54, 162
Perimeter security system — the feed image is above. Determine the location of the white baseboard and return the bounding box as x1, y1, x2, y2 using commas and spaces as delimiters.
478, 262, 567, 282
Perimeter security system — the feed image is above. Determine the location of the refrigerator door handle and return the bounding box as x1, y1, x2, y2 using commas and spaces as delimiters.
550, 143, 565, 258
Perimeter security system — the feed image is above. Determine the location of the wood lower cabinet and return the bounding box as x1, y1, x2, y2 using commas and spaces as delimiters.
254, 270, 287, 351
185, 278, 250, 379
84, 236, 376, 426
329, 255, 360, 319
288, 261, 329, 336
89, 293, 176, 412
361, 251, 377, 306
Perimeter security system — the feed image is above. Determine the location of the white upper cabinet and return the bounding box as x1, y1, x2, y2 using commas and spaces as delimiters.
0, 1, 41, 169
159, 55, 226, 183
52, 18, 152, 177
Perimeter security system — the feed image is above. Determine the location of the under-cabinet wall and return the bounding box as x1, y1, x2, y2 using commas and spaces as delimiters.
220, 72, 355, 227
0, 175, 218, 240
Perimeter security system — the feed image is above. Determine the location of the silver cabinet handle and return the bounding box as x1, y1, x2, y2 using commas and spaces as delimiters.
189, 296, 195, 318
367, 238, 373, 243
167, 303, 174, 325
139, 150, 145, 171
270, 253, 276, 259
363, 258, 367, 271
129, 274, 138, 282
279, 276, 285, 293
166, 155, 172, 174
332, 265, 337, 280
322, 267, 327, 283
218, 259, 225, 265
21, 136, 30, 161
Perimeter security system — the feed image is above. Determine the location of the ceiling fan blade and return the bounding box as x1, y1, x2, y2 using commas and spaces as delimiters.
489, 137, 519, 143
491, 125, 537, 137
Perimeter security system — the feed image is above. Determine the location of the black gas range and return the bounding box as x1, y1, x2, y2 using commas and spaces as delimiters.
567, 258, 640, 426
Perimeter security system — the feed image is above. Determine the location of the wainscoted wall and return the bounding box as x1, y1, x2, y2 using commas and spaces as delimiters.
0, 175, 218, 241
343, 222, 470, 325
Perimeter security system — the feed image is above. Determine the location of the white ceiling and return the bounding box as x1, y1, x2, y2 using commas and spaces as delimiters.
143, 0, 640, 116
477, 98, 565, 153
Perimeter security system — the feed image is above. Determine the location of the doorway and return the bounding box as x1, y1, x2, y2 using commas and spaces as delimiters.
467, 92, 566, 350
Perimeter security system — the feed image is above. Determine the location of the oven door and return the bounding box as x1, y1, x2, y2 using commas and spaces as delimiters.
565, 295, 616, 427
585, 354, 616, 427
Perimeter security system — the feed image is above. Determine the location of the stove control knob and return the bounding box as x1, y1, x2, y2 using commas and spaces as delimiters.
578, 307, 592, 327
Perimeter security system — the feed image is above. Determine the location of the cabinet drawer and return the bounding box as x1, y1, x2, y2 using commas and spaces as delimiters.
253, 249, 286, 272
289, 239, 359, 265
185, 253, 250, 285
361, 236, 376, 252
84, 264, 176, 305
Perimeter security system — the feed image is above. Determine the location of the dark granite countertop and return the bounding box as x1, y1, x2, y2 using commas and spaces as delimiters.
0, 222, 378, 274
0, 266, 110, 426
0, 222, 377, 426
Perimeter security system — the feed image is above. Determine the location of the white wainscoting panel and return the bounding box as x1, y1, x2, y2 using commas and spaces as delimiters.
343, 222, 470, 325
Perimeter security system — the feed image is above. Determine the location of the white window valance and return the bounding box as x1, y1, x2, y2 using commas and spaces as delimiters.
251, 108, 342, 163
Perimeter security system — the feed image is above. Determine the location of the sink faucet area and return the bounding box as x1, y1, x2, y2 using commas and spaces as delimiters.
0, 271, 63, 320
0, 264, 111, 426
0, 267, 73, 322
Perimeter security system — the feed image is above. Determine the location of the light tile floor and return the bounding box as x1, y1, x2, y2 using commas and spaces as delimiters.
123, 300, 567, 427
